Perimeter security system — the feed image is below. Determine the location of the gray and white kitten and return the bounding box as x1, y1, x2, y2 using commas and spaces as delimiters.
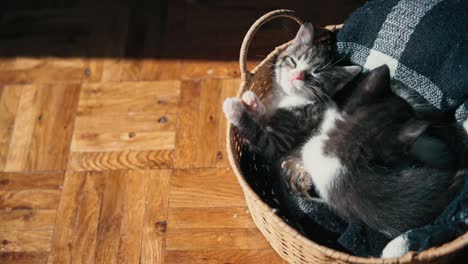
223, 23, 361, 160
300, 65, 465, 239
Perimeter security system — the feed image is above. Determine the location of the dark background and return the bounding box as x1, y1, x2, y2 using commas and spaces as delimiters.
0, 0, 366, 60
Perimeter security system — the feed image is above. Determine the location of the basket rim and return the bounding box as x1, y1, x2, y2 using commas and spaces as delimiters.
226, 41, 468, 264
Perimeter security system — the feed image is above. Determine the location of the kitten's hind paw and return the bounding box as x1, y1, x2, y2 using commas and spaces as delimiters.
242, 91, 265, 116
223, 98, 245, 126
281, 157, 314, 198
381, 234, 410, 258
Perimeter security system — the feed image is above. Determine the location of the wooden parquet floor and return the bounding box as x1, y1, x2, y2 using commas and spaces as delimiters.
0, 1, 364, 263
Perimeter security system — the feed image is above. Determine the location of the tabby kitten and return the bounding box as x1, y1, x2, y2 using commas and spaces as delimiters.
223, 22, 361, 160
300, 65, 465, 238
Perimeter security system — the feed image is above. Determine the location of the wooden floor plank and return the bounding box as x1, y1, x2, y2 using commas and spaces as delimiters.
0, 190, 61, 210
175, 79, 239, 169
0, 172, 63, 190
0, 252, 49, 264
174, 80, 202, 168
216, 78, 240, 168
0, 85, 22, 170
165, 250, 285, 264
0, 229, 52, 252
48, 171, 86, 264
72, 131, 176, 152
94, 171, 126, 264
169, 168, 245, 208
168, 207, 255, 229
3, 85, 41, 172
166, 228, 270, 250
141, 59, 182, 81
140, 170, 171, 264
0, 210, 56, 231
120, 59, 143, 81
181, 60, 240, 80
68, 150, 174, 171
74, 112, 177, 134
28, 83, 81, 170
0, 58, 86, 85
71, 81, 181, 153
101, 59, 123, 82
116, 170, 148, 264
4, 83, 81, 171
70, 172, 104, 264
76, 81, 181, 117
193, 79, 223, 168
174, 79, 225, 168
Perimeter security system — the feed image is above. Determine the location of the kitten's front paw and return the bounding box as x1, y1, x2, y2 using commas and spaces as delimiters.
281, 157, 314, 198
223, 98, 245, 126
241, 91, 265, 116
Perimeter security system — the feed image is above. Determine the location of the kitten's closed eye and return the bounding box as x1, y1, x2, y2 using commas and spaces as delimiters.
283, 56, 296, 68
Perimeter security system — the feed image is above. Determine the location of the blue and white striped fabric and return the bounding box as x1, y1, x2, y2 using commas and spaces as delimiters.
336, 0, 467, 124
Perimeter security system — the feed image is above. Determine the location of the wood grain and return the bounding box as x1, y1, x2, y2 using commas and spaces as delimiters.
70, 172, 104, 264
76, 81, 181, 117
168, 207, 254, 229
166, 228, 270, 250
193, 79, 223, 167
68, 150, 174, 171
181, 60, 240, 80
216, 78, 241, 168
28, 83, 80, 170
3, 85, 40, 171
170, 168, 245, 208
0, 229, 52, 252
4, 83, 80, 171
0, 85, 22, 170
117, 170, 147, 264
0, 210, 56, 230
120, 59, 143, 81
48, 171, 86, 264
72, 130, 176, 152
0, 252, 49, 264
141, 59, 182, 81
94, 171, 126, 264
0, 58, 86, 84
0, 172, 63, 190
101, 59, 123, 82
174, 79, 225, 168
74, 112, 177, 134
166, 250, 286, 264
71, 81, 181, 154
174, 81, 202, 168
140, 170, 171, 264
0, 190, 61, 210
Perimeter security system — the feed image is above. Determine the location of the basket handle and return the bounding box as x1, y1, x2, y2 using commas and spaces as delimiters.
239, 9, 303, 84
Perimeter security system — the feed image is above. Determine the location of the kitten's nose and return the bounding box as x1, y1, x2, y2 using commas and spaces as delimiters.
292, 71, 305, 80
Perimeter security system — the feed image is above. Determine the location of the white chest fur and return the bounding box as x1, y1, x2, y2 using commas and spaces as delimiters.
277, 95, 311, 109
301, 107, 345, 201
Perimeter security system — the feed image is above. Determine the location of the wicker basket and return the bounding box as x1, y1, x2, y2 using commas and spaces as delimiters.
226, 9, 468, 264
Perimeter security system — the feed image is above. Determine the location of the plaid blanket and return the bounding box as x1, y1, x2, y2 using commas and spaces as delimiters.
336, 0, 467, 124
333, 0, 468, 257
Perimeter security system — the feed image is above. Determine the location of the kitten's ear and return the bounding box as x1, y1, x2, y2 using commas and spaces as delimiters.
398, 119, 429, 145
329, 65, 362, 95
294, 22, 314, 46
360, 65, 391, 98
